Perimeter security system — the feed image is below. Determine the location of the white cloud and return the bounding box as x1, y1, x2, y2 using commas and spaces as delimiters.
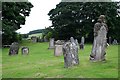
17, 0, 61, 34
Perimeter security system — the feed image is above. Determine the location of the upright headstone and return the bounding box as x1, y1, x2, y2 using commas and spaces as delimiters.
90, 15, 108, 61
37, 37, 41, 42
109, 37, 112, 45
63, 37, 79, 68
21, 47, 29, 55
44, 36, 48, 42
9, 42, 19, 55
48, 38, 54, 49
54, 45, 63, 56
55, 40, 65, 45
75, 39, 79, 45
40, 37, 42, 42
112, 39, 118, 45
31, 36, 37, 43
75, 39, 79, 49
80, 37, 85, 50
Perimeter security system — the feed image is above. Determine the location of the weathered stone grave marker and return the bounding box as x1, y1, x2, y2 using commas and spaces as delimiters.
63, 37, 79, 68
21, 47, 29, 55
80, 37, 85, 50
44, 36, 48, 42
54, 45, 63, 56
54, 40, 65, 56
109, 37, 112, 45
90, 15, 108, 61
48, 38, 54, 49
31, 36, 37, 43
9, 42, 19, 55
112, 39, 118, 45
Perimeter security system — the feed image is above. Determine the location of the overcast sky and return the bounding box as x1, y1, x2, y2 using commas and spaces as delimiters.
17, 0, 61, 34
17, 0, 119, 34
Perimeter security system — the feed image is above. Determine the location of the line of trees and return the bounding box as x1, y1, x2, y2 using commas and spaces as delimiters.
48, 2, 120, 43
28, 29, 43, 35
2, 2, 120, 45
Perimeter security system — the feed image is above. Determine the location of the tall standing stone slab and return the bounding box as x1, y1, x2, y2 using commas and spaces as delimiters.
63, 37, 79, 68
48, 38, 54, 49
109, 37, 112, 45
9, 42, 19, 55
80, 37, 85, 50
90, 15, 108, 61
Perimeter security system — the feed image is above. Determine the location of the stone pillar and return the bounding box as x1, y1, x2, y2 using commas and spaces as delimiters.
112, 39, 118, 45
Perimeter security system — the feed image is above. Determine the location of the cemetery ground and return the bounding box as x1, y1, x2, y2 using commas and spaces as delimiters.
2, 40, 119, 78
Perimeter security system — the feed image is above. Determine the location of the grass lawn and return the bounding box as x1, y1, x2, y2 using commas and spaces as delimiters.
2, 40, 119, 78
0, 48, 2, 79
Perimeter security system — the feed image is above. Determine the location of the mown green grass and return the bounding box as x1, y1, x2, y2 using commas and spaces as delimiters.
0, 48, 2, 79
2, 41, 119, 78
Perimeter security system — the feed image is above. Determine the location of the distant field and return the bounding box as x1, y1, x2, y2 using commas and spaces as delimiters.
28, 33, 42, 39
2, 40, 119, 78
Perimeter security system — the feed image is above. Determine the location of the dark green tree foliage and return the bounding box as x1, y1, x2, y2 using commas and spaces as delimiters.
2, 2, 33, 45
48, 2, 120, 42
42, 27, 53, 37
42, 27, 59, 40
21, 34, 28, 38
0, 2, 2, 46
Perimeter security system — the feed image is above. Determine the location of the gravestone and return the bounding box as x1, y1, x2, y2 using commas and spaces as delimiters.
31, 36, 37, 43
9, 42, 19, 55
55, 40, 65, 45
37, 37, 41, 42
44, 37, 48, 42
75, 39, 79, 46
80, 37, 85, 50
63, 37, 79, 68
48, 38, 54, 49
40, 36, 43, 42
54, 45, 63, 56
109, 37, 112, 45
90, 15, 108, 61
75, 39, 79, 49
112, 39, 118, 45
21, 47, 29, 55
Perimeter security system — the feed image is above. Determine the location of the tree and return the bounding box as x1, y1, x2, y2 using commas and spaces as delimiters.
21, 34, 28, 39
48, 2, 120, 42
2, 2, 33, 45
